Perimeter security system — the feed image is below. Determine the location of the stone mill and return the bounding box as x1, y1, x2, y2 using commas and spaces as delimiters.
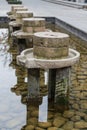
12, 17, 51, 54
17, 31, 80, 106
8, 9, 33, 34
7, 5, 24, 20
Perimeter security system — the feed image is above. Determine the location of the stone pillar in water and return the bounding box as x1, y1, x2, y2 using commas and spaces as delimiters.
14, 18, 46, 54
9, 8, 29, 34
17, 31, 80, 107
9, 11, 33, 46
33, 32, 70, 104
28, 69, 40, 98
48, 67, 71, 103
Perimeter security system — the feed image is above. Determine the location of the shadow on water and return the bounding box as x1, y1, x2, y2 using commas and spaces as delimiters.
0, 21, 87, 130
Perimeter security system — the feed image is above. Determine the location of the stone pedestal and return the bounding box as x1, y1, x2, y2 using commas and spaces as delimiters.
33, 32, 69, 59
17, 31, 80, 106
9, 11, 33, 45
8, 6, 27, 21
9, 10, 33, 34
48, 67, 70, 103
13, 18, 46, 54
14, 7, 28, 16
28, 69, 40, 98
16, 11, 33, 23
22, 18, 45, 33
7, 5, 24, 18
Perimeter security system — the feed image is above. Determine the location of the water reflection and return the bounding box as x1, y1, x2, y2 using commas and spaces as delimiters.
0, 29, 26, 130
1, 23, 87, 129
10, 24, 87, 130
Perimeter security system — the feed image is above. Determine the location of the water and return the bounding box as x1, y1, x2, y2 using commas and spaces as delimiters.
0, 29, 26, 130
0, 0, 87, 129
0, 24, 87, 130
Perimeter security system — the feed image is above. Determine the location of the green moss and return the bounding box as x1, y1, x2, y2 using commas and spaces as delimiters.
56, 95, 69, 105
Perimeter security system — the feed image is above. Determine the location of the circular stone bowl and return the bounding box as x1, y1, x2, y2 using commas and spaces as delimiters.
17, 48, 80, 69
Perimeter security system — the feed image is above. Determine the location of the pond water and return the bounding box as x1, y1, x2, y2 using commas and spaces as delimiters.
0, 21, 87, 130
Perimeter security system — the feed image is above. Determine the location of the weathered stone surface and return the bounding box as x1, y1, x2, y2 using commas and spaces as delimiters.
75, 111, 86, 117
9, 21, 21, 27
57, 128, 64, 130
54, 112, 62, 117
28, 68, 40, 98
84, 115, 87, 121
14, 7, 28, 14
72, 128, 79, 130
23, 26, 45, 33
71, 115, 81, 122
38, 122, 52, 128
25, 125, 34, 130
48, 112, 54, 119
16, 11, 33, 18
53, 116, 66, 127
33, 32, 69, 59
62, 121, 74, 130
34, 46, 68, 59
22, 18, 45, 27
80, 101, 87, 109
16, 11, 33, 23
75, 121, 87, 128
72, 103, 79, 110
47, 127, 58, 130
27, 117, 38, 126
17, 48, 80, 69
63, 110, 74, 118
34, 33, 69, 47
31, 110, 39, 117
35, 127, 45, 130
11, 5, 24, 13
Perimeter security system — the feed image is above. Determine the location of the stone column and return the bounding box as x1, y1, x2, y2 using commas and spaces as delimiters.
55, 67, 71, 103
15, 18, 45, 54
48, 69, 56, 101
16, 11, 33, 24
48, 67, 71, 109
28, 69, 40, 98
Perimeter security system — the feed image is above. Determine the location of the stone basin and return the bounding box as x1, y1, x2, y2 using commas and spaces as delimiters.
7, 5, 24, 15
17, 48, 80, 69
12, 29, 52, 38
8, 7, 28, 20
9, 21, 21, 27
9, 11, 33, 27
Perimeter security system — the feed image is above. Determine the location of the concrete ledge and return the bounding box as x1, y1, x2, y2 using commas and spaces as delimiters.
43, 17, 87, 42
55, 18, 87, 41
2, 15, 87, 42
0, 16, 10, 28
42, 0, 87, 9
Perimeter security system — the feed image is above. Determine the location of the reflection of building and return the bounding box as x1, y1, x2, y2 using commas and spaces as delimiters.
22, 96, 49, 130
9, 41, 28, 102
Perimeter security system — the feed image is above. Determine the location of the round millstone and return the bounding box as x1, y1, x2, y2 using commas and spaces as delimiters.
14, 7, 28, 16
11, 5, 24, 13
33, 31, 69, 59
22, 18, 45, 33
16, 11, 33, 23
